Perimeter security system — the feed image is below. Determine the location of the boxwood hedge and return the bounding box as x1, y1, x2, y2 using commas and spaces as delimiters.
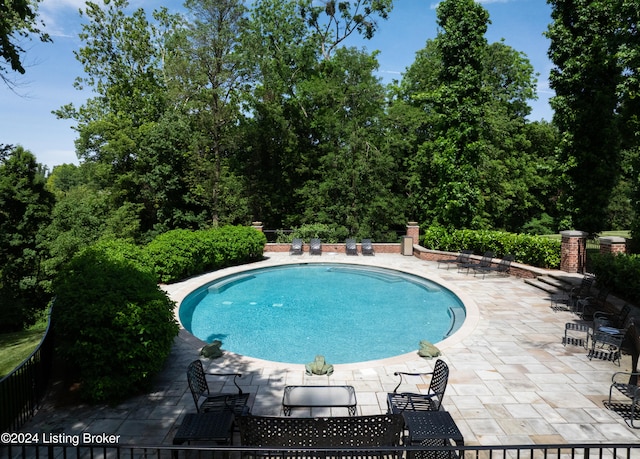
52, 239, 179, 403
145, 226, 267, 283
421, 226, 561, 269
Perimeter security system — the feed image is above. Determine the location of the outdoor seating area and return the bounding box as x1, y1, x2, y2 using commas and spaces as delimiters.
288, 238, 376, 255
11, 252, 640, 454
180, 358, 462, 454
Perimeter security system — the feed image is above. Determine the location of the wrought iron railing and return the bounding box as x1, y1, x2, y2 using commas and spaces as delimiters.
0, 308, 54, 433
1, 443, 639, 459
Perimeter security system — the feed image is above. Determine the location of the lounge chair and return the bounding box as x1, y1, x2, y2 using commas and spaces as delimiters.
309, 238, 322, 255
187, 360, 250, 415
361, 238, 374, 256
387, 359, 449, 413
608, 371, 640, 427
290, 238, 303, 255
593, 304, 632, 331
458, 251, 494, 275
345, 238, 358, 256
437, 250, 472, 270
568, 276, 594, 309
576, 287, 610, 319
588, 328, 627, 365
473, 254, 514, 278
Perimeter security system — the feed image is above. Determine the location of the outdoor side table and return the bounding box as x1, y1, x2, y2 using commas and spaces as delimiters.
282, 385, 357, 416
402, 411, 464, 459
172, 411, 235, 445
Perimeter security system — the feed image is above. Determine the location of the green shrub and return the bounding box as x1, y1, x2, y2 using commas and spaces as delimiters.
145, 226, 266, 283
421, 225, 561, 269
52, 240, 178, 403
590, 253, 640, 302
277, 223, 350, 243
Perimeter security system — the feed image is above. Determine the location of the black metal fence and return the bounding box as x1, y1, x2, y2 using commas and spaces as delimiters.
0, 309, 54, 433
2, 443, 640, 459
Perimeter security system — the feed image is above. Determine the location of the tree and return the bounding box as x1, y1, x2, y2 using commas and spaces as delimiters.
405, 0, 490, 228
301, 0, 393, 60
546, 0, 623, 234
54, 1, 184, 236
166, 0, 252, 226
0, 146, 54, 332
295, 47, 404, 237
0, 0, 51, 88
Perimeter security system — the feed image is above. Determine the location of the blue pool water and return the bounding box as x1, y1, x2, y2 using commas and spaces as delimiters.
179, 263, 465, 364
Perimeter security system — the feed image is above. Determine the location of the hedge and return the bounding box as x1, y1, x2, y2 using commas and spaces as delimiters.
52, 239, 179, 403
589, 253, 640, 302
421, 226, 561, 269
145, 226, 267, 283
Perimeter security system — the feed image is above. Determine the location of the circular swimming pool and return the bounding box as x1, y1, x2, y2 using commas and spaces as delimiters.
179, 263, 466, 364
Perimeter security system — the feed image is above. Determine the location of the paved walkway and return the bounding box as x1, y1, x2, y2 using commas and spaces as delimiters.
23, 252, 640, 446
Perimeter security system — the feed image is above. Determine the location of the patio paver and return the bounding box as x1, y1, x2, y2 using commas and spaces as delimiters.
20, 252, 640, 447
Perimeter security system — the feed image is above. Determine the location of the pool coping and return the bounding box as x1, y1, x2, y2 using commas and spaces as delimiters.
162, 252, 480, 372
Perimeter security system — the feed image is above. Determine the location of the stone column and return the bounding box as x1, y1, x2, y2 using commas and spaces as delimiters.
599, 236, 627, 256
406, 222, 420, 244
560, 230, 588, 273
251, 221, 263, 232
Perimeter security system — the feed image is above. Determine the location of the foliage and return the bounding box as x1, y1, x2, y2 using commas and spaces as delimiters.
0, 0, 51, 87
546, 0, 639, 234
0, 308, 49, 377
52, 240, 178, 403
277, 223, 350, 243
590, 253, 640, 303
421, 225, 561, 269
0, 147, 54, 332
145, 226, 266, 283
39, 181, 142, 287
400, 0, 553, 231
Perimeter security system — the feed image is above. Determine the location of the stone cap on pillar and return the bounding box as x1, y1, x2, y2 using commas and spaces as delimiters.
599, 236, 626, 244
559, 230, 589, 238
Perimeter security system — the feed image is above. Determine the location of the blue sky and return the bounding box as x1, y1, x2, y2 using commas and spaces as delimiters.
0, 0, 554, 170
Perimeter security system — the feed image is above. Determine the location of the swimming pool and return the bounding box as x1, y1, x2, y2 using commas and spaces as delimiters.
179, 263, 466, 364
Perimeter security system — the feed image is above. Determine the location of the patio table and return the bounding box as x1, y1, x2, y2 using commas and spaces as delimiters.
282, 385, 357, 416
172, 411, 234, 445
402, 411, 464, 458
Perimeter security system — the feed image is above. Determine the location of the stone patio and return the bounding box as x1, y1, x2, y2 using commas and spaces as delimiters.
22, 252, 640, 446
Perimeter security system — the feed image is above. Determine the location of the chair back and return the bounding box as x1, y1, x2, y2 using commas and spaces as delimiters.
479, 252, 494, 268
576, 277, 594, 296
428, 359, 449, 410
497, 255, 514, 272
187, 360, 209, 412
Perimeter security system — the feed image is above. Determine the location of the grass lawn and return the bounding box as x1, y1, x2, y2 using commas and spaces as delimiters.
0, 315, 49, 378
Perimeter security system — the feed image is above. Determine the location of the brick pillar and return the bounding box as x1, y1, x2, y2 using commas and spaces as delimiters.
251, 221, 263, 232
599, 236, 627, 255
560, 230, 588, 273
406, 222, 419, 244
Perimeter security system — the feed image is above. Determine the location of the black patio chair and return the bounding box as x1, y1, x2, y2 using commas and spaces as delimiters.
290, 238, 303, 255
310, 238, 322, 255
576, 287, 609, 319
437, 250, 472, 270
387, 359, 449, 413
458, 251, 494, 275
361, 238, 375, 256
187, 360, 250, 415
608, 371, 640, 428
345, 238, 358, 255
473, 254, 514, 279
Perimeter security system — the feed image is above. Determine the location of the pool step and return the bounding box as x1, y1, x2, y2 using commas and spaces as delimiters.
524, 273, 584, 296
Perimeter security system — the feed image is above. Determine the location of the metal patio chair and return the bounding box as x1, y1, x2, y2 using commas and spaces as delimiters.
187, 359, 250, 415
387, 359, 449, 413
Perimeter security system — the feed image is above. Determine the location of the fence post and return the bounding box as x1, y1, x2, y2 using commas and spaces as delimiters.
406, 222, 419, 244
599, 236, 627, 256
251, 221, 263, 232
560, 230, 588, 273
